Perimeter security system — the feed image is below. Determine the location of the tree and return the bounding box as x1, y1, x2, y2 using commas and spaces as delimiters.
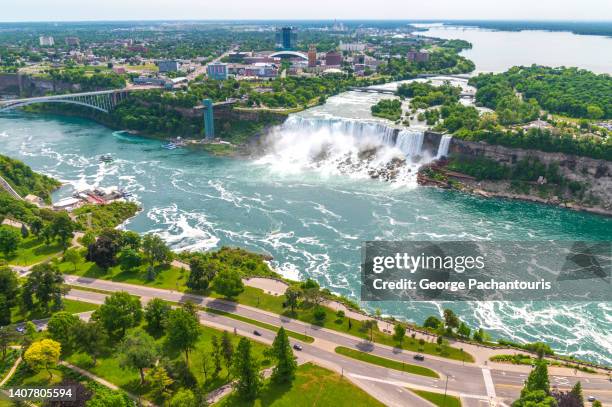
0, 227, 21, 258
169, 389, 198, 407
211, 335, 222, 376
362, 319, 376, 342
24, 339, 61, 380
423, 316, 442, 329
211, 269, 244, 299
49, 212, 76, 250
80, 231, 96, 248
74, 320, 108, 365
20, 224, 29, 239
221, 331, 234, 378
443, 308, 460, 330
393, 324, 406, 347
144, 298, 171, 336
513, 390, 557, 407
0, 326, 18, 360
457, 322, 471, 338
271, 327, 297, 383
63, 248, 81, 272
164, 307, 200, 365
30, 217, 43, 237
284, 285, 301, 314
93, 291, 142, 340
142, 233, 172, 279
0, 266, 19, 326
120, 230, 141, 250
201, 352, 211, 381
233, 338, 261, 401
117, 248, 142, 272
521, 361, 550, 396
119, 329, 158, 384
569, 381, 584, 407
186, 257, 217, 291
21, 262, 65, 313
47, 311, 80, 354
86, 235, 119, 270
148, 365, 173, 401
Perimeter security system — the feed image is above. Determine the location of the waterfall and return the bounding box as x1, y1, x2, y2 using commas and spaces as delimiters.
436, 135, 452, 159
395, 129, 424, 158
280, 116, 425, 160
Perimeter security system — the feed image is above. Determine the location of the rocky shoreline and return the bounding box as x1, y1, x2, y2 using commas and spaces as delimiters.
418, 160, 612, 217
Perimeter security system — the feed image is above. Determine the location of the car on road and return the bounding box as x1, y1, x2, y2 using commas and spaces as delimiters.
413, 354, 425, 361
293, 344, 303, 351
15, 326, 25, 333
253, 330, 262, 336
587, 396, 596, 402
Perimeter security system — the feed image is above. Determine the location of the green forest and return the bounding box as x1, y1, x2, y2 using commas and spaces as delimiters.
469, 66, 612, 120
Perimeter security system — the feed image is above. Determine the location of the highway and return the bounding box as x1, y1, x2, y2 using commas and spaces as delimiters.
62, 275, 612, 406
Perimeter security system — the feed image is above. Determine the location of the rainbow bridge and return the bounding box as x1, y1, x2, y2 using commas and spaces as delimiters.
0, 89, 130, 114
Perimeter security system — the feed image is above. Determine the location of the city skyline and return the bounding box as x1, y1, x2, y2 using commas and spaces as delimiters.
2, 0, 612, 22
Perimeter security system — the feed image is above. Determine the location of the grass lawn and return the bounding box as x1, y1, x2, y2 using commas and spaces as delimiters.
66, 322, 271, 401
335, 346, 439, 378
5, 361, 133, 404
10, 298, 98, 324
58, 255, 473, 363
409, 388, 462, 407
58, 250, 188, 291
215, 362, 385, 407
0, 225, 63, 266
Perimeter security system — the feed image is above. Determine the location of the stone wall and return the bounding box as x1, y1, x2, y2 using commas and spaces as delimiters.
0, 73, 78, 97
449, 138, 612, 210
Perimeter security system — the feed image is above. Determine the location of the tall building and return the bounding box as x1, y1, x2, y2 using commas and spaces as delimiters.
407, 50, 430, 63
39, 36, 54, 47
275, 27, 297, 50
65, 37, 80, 47
158, 60, 180, 73
207, 62, 228, 80
203, 99, 215, 139
308, 44, 317, 68
325, 51, 342, 67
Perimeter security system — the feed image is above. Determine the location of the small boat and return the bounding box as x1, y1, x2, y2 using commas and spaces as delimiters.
99, 154, 113, 163
161, 142, 178, 150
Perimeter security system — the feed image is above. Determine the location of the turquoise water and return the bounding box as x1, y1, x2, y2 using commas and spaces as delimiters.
1, 112, 611, 365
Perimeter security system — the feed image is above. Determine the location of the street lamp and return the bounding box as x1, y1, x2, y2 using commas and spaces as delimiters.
442, 372, 451, 407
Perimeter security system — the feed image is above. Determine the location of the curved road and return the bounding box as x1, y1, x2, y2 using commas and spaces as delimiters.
60, 275, 612, 407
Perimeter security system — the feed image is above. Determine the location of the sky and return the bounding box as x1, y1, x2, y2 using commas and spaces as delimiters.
2, 0, 612, 22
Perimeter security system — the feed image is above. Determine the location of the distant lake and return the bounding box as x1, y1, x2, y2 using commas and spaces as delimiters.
417, 25, 612, 74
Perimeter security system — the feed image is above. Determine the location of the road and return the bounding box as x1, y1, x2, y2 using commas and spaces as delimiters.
61, 275, 612, 406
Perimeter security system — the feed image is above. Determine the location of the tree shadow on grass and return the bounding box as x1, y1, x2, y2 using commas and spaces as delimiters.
220, 381, 294, 407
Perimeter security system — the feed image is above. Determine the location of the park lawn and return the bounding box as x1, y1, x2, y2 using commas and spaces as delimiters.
215, 362, 385, 407
0, 225, 64, 266
409, 388, 462, 407
58, 252, 188, 291
10, 299, 98, 324
126, 64, 158, 72
335, 347, 439, 378
58, 254, 473, 363
66, 322, 271, 401
6, 362, 66, 388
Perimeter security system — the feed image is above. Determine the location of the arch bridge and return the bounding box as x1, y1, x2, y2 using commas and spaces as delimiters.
0, 89, 130, 114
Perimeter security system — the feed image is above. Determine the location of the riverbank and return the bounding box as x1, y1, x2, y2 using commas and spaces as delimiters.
417, 135, 612, 216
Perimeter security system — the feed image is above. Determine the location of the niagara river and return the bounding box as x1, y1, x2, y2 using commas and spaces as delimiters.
1, 85, 611, 365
